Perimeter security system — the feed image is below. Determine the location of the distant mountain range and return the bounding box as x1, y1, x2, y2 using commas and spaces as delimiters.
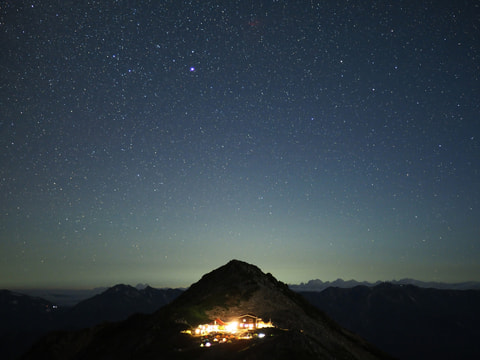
12, 288, 106, 307
3, 269, 480, 359
61, 284, 183, 329
289, 278, 480, 292
0, 286, 182, 360
21, 260, 393, 360
16, 278, 479, 307
16, 283, 182, 307
300, 283, 480, 360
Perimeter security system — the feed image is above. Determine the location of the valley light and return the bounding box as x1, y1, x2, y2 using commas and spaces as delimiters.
258, 333, 265, 338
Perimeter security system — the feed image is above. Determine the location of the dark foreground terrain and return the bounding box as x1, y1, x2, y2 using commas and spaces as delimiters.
20, 260, 393, 360
301, 283, 480, 360
3, 265, 480, 359
0, 286, 182, 360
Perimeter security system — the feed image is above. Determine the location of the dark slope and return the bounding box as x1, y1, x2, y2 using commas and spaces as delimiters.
23, 260, 395, 360
301, 283, 480, 360
62, 284, 182, 329
0, 290, 62, 360
0, 286, 182, 360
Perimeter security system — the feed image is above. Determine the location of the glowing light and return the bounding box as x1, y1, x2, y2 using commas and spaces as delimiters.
226, 321, 238, 332
192, 315, 274, 341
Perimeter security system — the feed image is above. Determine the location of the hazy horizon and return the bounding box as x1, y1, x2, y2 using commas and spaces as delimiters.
5, 261, 480, 291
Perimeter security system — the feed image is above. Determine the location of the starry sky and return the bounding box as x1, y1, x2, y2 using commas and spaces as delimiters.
1, 0, 479, 289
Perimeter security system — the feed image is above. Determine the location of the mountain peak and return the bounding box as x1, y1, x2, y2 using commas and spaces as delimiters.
172, 259, 283, 321
206, 259, 266, 279
198, 259, 273, 287
23, 261, 394, 359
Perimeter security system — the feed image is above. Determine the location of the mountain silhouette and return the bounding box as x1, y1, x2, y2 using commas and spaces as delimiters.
0, 290, 61, 360
23, 260, 394, 359
63, 284, 182, 329
0, 286, 182, 360
290, 278, 480, 292
301, 283, 480, 360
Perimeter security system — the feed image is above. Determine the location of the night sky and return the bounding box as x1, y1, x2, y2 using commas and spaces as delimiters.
1, 1, 479, 289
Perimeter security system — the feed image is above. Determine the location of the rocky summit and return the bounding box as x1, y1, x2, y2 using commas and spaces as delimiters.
23, 260, 394, 359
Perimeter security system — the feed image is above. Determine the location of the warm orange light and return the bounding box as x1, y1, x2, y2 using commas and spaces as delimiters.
226, 321, 238, 332
193, 315, 274, 338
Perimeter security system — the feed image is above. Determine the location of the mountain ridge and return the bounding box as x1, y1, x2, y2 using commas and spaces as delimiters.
62, 284, 183, 329
14, 276, 478, 305
22, 259, 394, 360
7, 264, 480, 359
289, 278, 480, 291
300, 283, 480, 359
0, 286, 182, 360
